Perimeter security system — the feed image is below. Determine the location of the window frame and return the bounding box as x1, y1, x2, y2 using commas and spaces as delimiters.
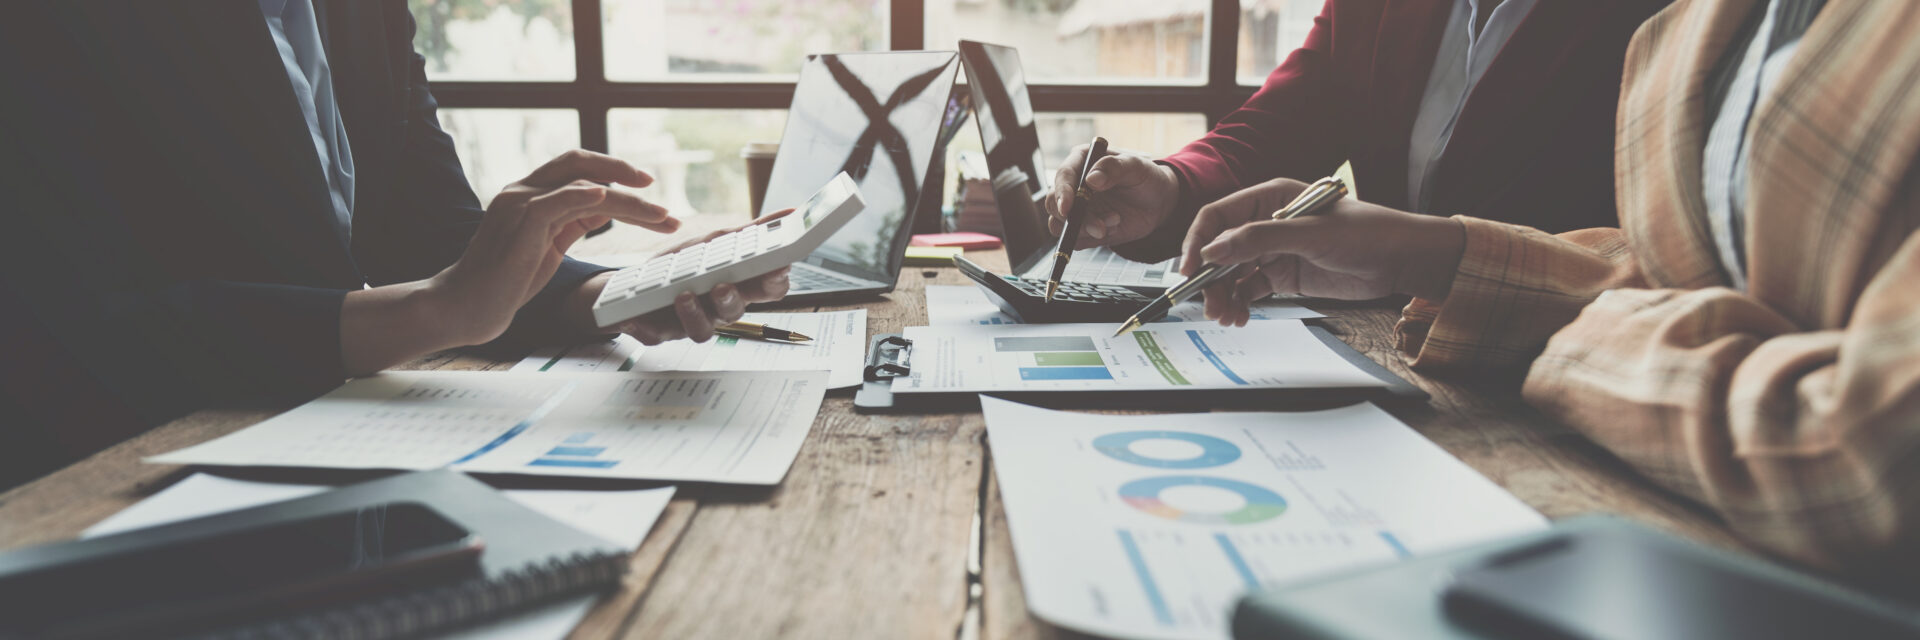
427, 0, 1260, 153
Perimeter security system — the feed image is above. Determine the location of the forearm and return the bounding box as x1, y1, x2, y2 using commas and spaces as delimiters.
1396, 217, 1645, 370
1521, 286, 1920, 576
340, 280, 475, 375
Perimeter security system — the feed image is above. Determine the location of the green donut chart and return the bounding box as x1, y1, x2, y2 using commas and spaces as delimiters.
1093, 430, 1242, 469
1118, 475, 1287, 525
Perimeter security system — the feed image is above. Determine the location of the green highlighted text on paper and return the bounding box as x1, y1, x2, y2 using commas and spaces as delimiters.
1134, 332, 1190, 385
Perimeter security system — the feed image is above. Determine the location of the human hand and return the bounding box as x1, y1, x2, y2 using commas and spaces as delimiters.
431, 150, 680, 345
586, 209, 797, 345
1180, 178, 1466, 326
1043, 143, 1181, 247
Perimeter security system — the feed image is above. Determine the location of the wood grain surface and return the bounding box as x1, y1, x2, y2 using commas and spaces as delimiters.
0, 213, 1747, 639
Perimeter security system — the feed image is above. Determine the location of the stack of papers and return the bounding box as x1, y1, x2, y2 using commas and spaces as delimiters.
982, 397, 1546, 640
150, 370, 827, 485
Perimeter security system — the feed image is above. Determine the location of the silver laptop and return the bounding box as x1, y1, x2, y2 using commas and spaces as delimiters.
957, 40, 1180, 290
755, 51, 964, 303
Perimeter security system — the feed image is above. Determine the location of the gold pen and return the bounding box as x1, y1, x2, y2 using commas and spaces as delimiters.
1046, 136, 1109, 303
716, 321, 812, 343
1112, 176, 1349, 336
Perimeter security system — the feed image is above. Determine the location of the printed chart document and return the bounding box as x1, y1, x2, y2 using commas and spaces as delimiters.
982, 397, 1547, 640
924, 285, 1322, 326
513, 309, 867, 389
150, 370, 826, 485
84, 473, 674, 640
893, 320, 1384, 393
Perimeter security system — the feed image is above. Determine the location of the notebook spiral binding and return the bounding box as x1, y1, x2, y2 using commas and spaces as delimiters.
200, 549, 629, 640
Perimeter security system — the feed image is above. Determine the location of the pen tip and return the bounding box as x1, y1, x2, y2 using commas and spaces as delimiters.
1044, 281, 1059, 303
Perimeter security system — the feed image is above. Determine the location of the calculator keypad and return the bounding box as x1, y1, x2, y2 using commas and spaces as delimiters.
600, 224, 788, 303
1002, 276, 1152, 304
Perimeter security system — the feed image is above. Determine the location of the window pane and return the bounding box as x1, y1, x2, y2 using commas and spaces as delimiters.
1238, 0, 1319, 86
927, 0, 1209, 84
609, 109, 790, 216
1034, 112, 1208, 159
407, 0, 574, 81
938, 112, 1207, 203
439, 109, 582, 204
603, 0, 889, 81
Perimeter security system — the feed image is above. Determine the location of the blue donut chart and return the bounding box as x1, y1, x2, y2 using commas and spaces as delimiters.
1118, 475, 1287, 525
1093, 430, 1241, 469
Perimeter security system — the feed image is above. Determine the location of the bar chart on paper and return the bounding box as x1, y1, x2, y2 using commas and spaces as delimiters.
924, 285, 1324, 326
895, 321, 1386, 393
982, 398, 1548, 640
996, 336, 1114, 381
149, 370, 829, 485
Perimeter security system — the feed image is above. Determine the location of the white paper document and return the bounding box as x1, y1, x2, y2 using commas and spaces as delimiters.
150, 370, 826, 485
924, 285, 1323, 326
512, 309, 867, 389
981, 397, 1546, 640
892, 320, 1384, 393
84, 474, 674, 640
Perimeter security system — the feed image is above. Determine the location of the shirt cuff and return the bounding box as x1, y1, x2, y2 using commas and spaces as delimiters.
1395, 216, 1598, 371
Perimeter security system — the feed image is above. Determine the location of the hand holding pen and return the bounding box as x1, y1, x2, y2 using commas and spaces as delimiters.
1045, 137, 1108, 303
1117, 177, 1470, 331
1113, 177, 1348, 335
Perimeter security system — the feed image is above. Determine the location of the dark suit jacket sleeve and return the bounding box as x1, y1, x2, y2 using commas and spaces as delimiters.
1114, 0, 1351, 263
354, 4, 609, 353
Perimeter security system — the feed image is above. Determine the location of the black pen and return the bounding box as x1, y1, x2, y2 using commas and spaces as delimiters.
1112, 176, 1348, 336
1046, 136, 1108, 303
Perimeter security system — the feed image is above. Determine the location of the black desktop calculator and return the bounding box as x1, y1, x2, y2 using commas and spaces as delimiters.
954, 255, 1164, 323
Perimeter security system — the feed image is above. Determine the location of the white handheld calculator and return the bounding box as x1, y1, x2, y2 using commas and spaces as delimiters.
590, 172, 865, 328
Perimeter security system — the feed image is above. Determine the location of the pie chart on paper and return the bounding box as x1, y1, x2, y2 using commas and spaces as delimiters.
1092, 430, 1242, 469
1118, 475, 1287, 525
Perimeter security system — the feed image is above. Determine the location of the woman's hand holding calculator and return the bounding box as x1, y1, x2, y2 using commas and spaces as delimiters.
575, 209, 798, 345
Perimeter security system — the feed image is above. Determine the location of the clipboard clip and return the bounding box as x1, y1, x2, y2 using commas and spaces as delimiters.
863, 336, 913, 382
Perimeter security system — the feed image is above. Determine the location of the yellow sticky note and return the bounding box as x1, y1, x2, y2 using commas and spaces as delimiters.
904, 245, 965, 267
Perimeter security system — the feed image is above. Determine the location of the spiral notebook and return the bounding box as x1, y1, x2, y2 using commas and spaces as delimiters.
0, 470, 629, 639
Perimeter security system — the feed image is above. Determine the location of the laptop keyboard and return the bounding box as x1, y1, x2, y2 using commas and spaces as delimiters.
790, 267, 867, 292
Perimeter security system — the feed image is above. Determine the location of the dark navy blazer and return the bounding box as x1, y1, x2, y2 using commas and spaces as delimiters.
0, 0, 605, 480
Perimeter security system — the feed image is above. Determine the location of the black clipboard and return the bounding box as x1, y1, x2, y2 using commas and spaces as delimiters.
853, 326, 1427, 413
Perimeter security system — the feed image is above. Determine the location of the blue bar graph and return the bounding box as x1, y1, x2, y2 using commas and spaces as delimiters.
1186, 331, 1247, 385
528, 458, 619, 469
1378, 531, 1411, 558
1214, 534, 1261, 589
546, 446, 606, 457
1019, 366, 1113, 381
1118, 529, 1174, 626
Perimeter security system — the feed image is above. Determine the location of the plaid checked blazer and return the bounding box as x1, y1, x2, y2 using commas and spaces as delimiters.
1395, 0, 1920, 576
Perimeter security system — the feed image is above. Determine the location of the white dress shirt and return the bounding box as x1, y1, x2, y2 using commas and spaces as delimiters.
259, 0, 355, 238
1701, 0, 1822, 290
1405, 0, 1538, 212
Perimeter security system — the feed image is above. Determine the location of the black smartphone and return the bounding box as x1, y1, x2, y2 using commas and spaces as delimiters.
1443, 530, 1919, 640
954, 254, 1160, 323
0, 502, 483, 638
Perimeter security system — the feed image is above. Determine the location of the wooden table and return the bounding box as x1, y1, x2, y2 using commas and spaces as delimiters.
0, 214, 1745, 640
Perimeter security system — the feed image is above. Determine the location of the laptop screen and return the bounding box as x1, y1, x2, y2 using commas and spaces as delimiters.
760, 51, 961, 284
958, 40, 1055, 272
